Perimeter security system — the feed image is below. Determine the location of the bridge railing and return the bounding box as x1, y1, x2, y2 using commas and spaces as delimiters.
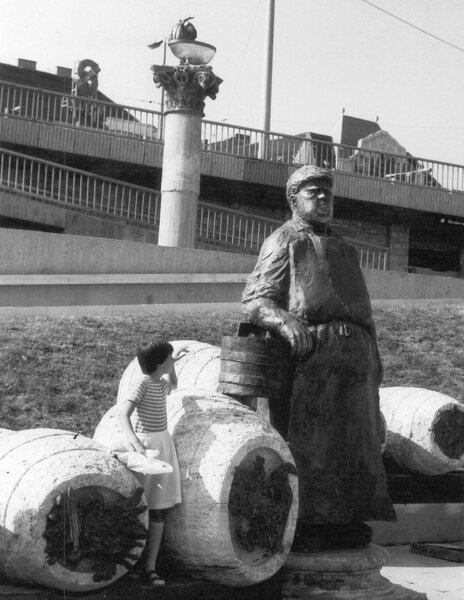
0, 147, 389, 268
197, 199, 389, 268
346, 238, 389, 271
0, 148, 161, 225
0, 80, 162, 140
1, 80, 463, 193
197, 201, 282, 252
201, 120, 464, 193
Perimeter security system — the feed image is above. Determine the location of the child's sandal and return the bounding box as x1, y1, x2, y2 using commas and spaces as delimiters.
145, 570, 165, 587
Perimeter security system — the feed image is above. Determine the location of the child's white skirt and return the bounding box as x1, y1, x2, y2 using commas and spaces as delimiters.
135, 430, 182, 510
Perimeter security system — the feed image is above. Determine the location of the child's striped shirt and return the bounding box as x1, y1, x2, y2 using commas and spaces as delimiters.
126, 374, 168, 433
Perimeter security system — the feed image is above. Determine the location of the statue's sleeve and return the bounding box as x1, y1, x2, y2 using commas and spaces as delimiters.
241, 229, 289, 308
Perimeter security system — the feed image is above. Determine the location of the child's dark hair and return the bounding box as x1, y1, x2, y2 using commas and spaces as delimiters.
137, 341, 174, 375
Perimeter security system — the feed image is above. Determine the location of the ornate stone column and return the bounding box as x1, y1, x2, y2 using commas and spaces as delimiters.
152, 63, 222, 248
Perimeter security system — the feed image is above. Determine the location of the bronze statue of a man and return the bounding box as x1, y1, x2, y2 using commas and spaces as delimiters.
242, 165, 395, 550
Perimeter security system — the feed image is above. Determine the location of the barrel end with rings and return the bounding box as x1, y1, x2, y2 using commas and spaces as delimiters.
218, 322, 292, 418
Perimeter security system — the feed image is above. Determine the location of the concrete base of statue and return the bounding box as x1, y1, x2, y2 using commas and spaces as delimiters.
281, 544, 427, 599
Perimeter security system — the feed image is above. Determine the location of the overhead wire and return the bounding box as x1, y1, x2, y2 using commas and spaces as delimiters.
359, 0, 464, 54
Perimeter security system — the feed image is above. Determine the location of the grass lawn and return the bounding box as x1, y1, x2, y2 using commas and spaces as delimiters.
1, 302, 463, 437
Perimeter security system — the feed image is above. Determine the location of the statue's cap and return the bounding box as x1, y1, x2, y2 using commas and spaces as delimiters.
286, 165, 333, 195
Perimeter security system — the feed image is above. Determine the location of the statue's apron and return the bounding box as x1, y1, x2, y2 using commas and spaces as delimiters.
283, 233, 394, 524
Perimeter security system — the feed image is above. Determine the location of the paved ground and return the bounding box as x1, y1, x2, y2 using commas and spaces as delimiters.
1, 545, 463, 600
383, 545, 464, 599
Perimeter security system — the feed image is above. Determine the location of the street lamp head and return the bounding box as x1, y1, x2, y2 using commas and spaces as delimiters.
168, 39, 216, 65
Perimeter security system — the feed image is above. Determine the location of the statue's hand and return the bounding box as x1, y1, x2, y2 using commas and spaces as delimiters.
279, 318, 313, 357
243, 298, 314, 357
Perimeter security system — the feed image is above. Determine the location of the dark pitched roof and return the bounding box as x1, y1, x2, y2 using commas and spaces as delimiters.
339, 115, 380, 147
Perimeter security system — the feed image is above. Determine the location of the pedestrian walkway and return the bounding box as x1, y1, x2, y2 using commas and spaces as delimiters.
1, 545, 463, 600
383, 545, 464, 600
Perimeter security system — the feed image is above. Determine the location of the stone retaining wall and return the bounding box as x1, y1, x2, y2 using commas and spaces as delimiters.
0, 228, 463, 308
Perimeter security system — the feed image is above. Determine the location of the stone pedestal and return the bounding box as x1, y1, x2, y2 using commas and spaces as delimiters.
281, 545, 427, 599
151, 63, 222, 248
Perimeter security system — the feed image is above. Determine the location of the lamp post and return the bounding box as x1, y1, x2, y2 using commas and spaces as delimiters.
258, 0, 275, 160
151, 19, 222, 248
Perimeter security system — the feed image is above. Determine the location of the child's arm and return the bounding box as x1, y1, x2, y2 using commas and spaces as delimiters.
119, 400, 146, 454
118, 376, 147, 454
162, 365, 177, 394
161, 349, 185, 394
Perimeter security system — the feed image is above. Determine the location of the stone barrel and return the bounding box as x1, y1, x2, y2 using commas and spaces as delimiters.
0, 428, 148, 591
116, 340, 221, 401
380, 386, 464, 470
171, 340, 221, 392
164, 389, 298, 586
383, 431, 456, 476
0, 428, 14, 438
379, 411, 387, 454
99, 374, 298, 587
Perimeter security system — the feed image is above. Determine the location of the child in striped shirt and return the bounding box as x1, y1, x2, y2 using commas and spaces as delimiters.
119, 341, 182, 588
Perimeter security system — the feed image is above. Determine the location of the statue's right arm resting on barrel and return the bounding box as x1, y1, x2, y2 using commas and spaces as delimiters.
242, 230, 313, 358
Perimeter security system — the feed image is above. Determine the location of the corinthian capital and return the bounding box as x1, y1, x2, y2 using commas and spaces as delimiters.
151, 64, 222, 115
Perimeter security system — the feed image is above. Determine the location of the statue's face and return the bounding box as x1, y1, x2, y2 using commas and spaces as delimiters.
290, 177, 333, 224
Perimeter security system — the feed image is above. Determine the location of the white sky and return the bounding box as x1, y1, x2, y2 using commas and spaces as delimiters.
1, 0, 464, 165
